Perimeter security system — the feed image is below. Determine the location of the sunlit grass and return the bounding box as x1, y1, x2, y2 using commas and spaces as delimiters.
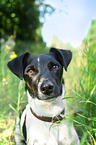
0, 110, 15, 145
64, 47, 96, 145
0, 37, 26, 144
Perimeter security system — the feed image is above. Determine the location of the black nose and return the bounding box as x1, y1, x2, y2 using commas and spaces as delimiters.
41, 82, 54, 95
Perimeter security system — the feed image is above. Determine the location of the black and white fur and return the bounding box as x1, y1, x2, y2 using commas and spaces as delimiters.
7, 48, 80, 145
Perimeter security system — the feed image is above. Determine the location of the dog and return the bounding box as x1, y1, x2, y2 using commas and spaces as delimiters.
7, 48, 80, 145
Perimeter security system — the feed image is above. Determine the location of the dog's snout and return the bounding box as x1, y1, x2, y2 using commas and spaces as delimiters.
41, 81, 54, 95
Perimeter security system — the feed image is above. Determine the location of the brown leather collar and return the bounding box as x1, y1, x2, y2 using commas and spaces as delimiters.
30, 107, 65, 123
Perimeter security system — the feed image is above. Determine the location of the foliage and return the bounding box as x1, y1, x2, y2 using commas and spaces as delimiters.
64, 19, 96, 145
0, 37, 24, 113
0, 37, 28, 144
14, 37, 48, 55
65, 47, 96, 145
0, 0, 54, 54
0, 0, 54, 41
82, 19, 96, 92
51, 36, 73, 49
79, 19, 96, 144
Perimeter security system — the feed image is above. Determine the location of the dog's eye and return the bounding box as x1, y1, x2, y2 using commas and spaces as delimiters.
27, 69, 34, 74
27, 66, 38, 74
52, 65, 59, 70
48, 62, 59, 71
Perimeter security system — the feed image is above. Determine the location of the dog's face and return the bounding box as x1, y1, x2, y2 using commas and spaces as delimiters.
7, 48, 72, 100
24, 54, 63, 100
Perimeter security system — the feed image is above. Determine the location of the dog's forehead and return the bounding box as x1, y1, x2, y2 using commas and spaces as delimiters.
31, 54, 57, 64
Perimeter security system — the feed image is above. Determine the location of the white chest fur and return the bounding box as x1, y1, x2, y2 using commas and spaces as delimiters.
24, 105, 79, 145
20, 85, 80, 145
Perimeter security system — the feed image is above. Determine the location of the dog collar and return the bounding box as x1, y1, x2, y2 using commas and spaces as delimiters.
30, 107, 65, 123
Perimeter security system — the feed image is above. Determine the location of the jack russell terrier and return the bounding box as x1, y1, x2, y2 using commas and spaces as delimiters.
7, 48, 80, 145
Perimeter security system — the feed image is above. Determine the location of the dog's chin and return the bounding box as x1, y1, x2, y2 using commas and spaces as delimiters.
37, 93, 61, 101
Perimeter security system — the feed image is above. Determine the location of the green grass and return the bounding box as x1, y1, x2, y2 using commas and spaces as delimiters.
0, 37, 96, 144
64, 47, 96, 144
0, 37, 27, 145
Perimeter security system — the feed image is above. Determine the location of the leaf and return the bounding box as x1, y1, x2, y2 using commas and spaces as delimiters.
9, 104, 17, 113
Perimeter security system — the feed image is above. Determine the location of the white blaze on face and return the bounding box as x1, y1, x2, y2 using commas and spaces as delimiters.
37, 57, 40, 63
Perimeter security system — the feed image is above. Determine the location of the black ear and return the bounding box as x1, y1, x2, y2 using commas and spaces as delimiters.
49, 47, 72, 71
7, 52, 31, 79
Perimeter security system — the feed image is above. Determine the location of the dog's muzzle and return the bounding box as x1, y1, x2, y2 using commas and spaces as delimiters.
38, 79, 62, 100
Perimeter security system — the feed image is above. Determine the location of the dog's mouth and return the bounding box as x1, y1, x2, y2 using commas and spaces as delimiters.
37, 95, 59, 101
37, 87, 62, 101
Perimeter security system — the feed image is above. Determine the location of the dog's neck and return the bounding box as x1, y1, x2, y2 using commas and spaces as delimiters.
27, 85, 68, 117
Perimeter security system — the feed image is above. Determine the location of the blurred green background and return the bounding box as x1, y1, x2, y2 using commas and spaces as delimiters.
0, 0, 96, 144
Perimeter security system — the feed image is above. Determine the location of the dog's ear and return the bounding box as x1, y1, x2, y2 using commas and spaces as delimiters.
7, 52, 31, 79
49, 47, 72, 71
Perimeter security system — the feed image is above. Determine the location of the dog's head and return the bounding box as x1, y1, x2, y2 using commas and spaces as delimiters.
7, 48, 72, 100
